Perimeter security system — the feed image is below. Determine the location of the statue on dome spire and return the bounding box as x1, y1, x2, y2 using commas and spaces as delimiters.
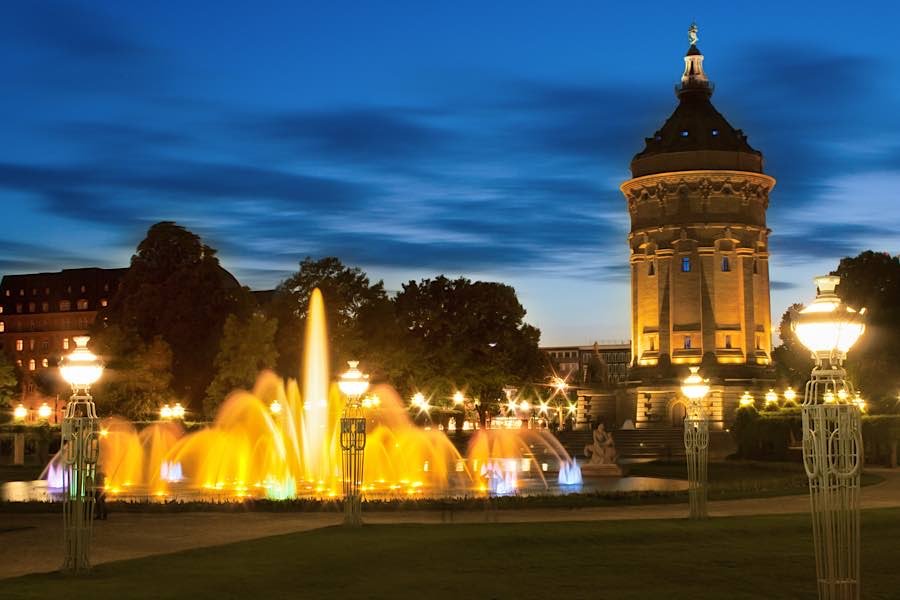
688, 22, 699, 47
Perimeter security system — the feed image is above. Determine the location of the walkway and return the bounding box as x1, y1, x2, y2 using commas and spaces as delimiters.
1, 468, 897, 580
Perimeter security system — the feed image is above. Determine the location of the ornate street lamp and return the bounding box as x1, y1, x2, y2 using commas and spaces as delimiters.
764, 389, 779, 408
338, 360, 369, 526
792, 275, 866, 600
13, 403, 27, 422
681, 366, 710, 520
784, 387, 798, 405
58, 335, 103, 573
739, 391, 755, 408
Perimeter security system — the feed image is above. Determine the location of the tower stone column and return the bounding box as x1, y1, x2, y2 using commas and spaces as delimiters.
621, 26, 776, 430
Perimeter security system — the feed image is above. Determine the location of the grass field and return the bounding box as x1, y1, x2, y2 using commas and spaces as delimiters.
4, 509, 899, 599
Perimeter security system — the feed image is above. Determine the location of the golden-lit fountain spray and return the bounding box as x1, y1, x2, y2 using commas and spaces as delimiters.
36, 288, 585, 502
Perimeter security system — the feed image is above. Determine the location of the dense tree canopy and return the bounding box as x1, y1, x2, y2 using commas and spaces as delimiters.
98, 222, 253, 406
92, 325, 175, 420
205, 312, 279, 417
268, 257, 388, 379
394, 276, 545, 412
0, 351, 18, 415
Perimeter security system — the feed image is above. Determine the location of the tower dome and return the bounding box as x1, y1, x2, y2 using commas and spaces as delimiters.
630, 24, 763, 178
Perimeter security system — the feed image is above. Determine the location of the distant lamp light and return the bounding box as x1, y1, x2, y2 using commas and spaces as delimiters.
739, 391, 755, 408
269, 399, 282, 415
172, 403, 185, 419
764, 389, 778, 407
338, 361, 370, 400
792, 276, 866, 365
411, 392, 426, 408
837, 388, 849, 402
823, 391, 836, 404
160, 404, 173, 419
453, 391, 464, 405
519, 400, 531, 413
853, 391, 866, 412
783, 387, 797, 404
538, 400, 551, 415
38, 402, 52, 420
567, 402, 577, 415
506, 399, 518, 414
552, 377, 568, 393
13, 403, 27, 421
59, 336, 103, 390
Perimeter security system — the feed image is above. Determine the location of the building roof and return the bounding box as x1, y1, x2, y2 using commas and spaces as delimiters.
630, 43, 763, 178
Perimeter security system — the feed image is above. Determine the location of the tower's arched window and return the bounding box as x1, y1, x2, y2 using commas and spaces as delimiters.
721, 257, 730, 272
683, 336, 692, 349
753, 259, 759, 274
648, 261, 656, 276
681, 257, 691, 272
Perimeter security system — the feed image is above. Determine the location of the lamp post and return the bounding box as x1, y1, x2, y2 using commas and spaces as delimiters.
792, 275, 866, 600
681, 366, 710, 520
58, 335, 103, 573
338, 360, 369, 526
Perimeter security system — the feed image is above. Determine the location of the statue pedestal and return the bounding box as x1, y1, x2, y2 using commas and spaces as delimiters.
580, 463, 624, 477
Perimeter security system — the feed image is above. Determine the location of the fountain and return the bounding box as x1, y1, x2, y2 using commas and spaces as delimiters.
26, 288, 596, 502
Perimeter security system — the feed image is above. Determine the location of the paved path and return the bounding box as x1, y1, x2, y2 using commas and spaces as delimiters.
1, 468, 897, 581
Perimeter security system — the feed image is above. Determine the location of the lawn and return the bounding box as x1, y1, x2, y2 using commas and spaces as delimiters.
627, 460, 884, 500
4, 509, 899, 599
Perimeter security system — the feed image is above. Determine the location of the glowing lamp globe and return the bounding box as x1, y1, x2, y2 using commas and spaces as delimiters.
13, 403, 27, 421
411, 392, 425, 407
792, 276, 865, 365
172, 403, 185, 419
681, 367, 709, 401
739, 391, 755, 407
453, 391, 464, 405
783, 387, 797, 404
38, 403, 52, 420
338, 361, 369, 398
764, 389, 778, 406
160, 404, 173, 419
59, 336, 103, 389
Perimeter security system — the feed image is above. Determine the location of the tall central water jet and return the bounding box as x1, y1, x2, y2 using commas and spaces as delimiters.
302, 288, 332, 483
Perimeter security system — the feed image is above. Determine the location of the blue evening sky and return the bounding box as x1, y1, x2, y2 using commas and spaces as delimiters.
3, 1, 899, 345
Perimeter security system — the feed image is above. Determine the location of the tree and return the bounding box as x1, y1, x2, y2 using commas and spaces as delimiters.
92, 325, 175, 420
268, 257, 388, 379
100, 222, 253, 406
772, 302, 814, 387
834, 252, 900, 411
394, 276, 544, 418
0, 351, 18, 420
205, 312, 279, 417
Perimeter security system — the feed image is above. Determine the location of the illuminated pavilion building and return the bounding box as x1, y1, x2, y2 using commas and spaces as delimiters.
620, 26, 776, 430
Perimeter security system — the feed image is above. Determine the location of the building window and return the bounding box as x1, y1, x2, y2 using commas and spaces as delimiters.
19, 289, 24, 296
680, 130, 689, 137
32, 288, 37, 296
76, 299, 89, 310
725, 335, 732, 349
16, 304, 22, 313
15, 359, 22, 367
683, 336, 692, 349
63, 338, 70, 350
59, 300, 71, 312
41, 358, 49, 368
648, 261, 655, 276
0, 321, 3, 332
40, 340, 49, 351
45, 288, 50, 295
80, 285, 86, 293
4, 290, 9, 297
16, 339, 23, 351
41, 302, 49, 312
681, 257, 691, 272
67, 285, 72, 293
0, 306, 3, 313
103, 283, 109, 292
100, 298, 108, 307
721, 257, 730, 272
28, 359, 35, 371
28, 302, 35, 312
29, 339, 35, 350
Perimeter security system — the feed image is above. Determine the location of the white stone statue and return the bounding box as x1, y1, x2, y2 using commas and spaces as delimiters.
584, 423, 618, 465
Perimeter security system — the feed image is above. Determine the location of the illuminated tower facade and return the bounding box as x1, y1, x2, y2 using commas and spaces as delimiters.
620, 25, 776, 428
